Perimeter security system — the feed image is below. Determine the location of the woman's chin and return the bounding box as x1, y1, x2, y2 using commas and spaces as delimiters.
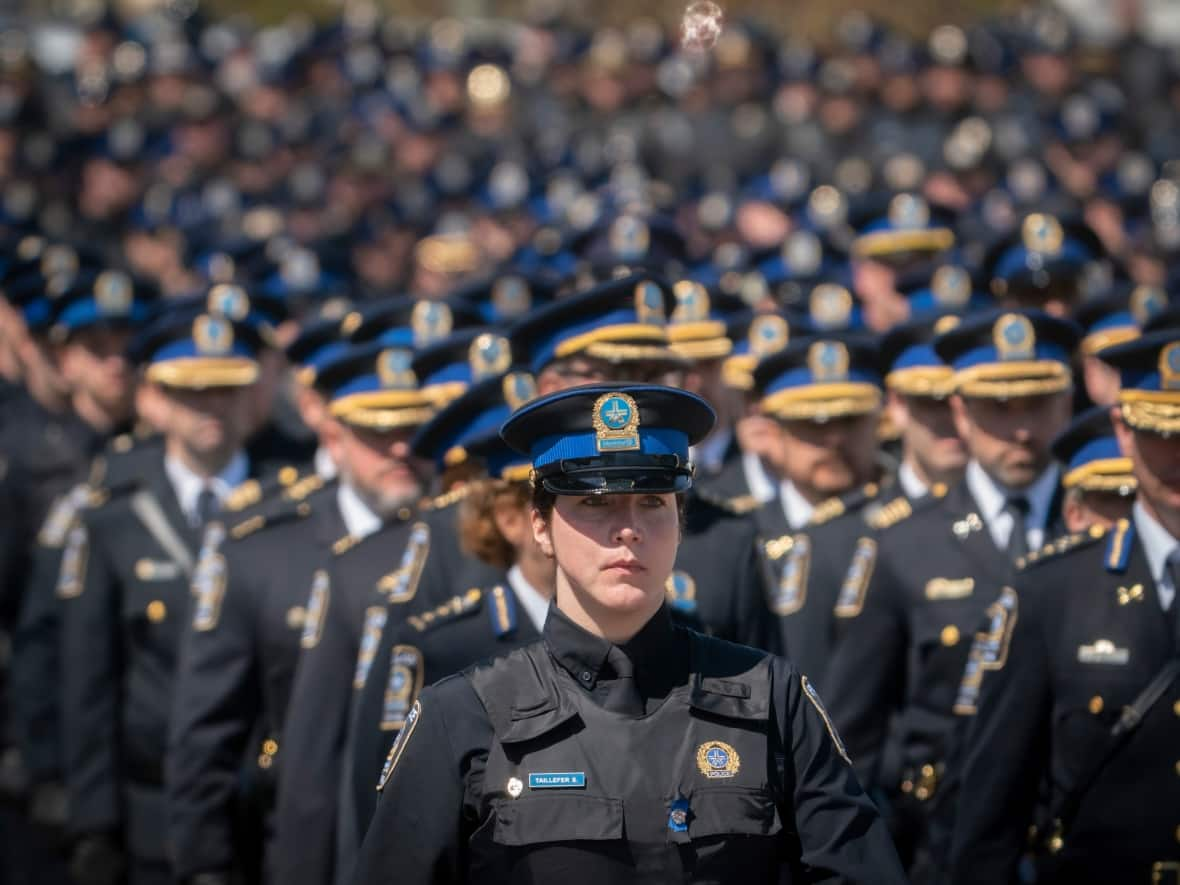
596, 581, 662, 614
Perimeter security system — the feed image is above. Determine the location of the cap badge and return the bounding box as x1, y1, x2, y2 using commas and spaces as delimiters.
808, 340, 850, 382
207, 283, 250, 321
750, 315, 789, 357
672, 280, 709, 323
94, 271, 133, 316
411, 301, 454, 348
1160, 342, 1180, 391
783, 230, 822, 276
193, 315, 233, 356
41, 245, 78, 280
610, 215, 651, 262
634, 280, 666, 326
468, 333, 512, 380
931, 266, 971, 310
1130, 285, 1167, 326
888, 193, 930, 230
502, 372, 537, 412
696, 740, 740, 778
810, 284, 853, 331
491, 276, 531, 318
994, 313, 1036, 361
593, 391, 641, 453
377, 348, 416, 390
1021, 213, 1064, 257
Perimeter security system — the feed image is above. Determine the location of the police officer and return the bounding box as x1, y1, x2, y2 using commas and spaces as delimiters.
822, 308, 1079, 880
58, 311, 272, 885
949, 329, 1180, 883
1050, 404, 1137, 533
353, 384, 907, 884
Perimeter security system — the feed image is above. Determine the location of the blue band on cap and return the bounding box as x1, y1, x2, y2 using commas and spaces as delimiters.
56, 299, 152, 331
993, 240, 1090, 281
951, 342, 1070, 371
763, 367, 881, 397
375, 327, 415, 349
151, 338, 256, 364
1086, 312, 1134, 335
530, 308, 654, 374
422, 361, 472, 388
1068, 436, 1123, 473
21, 299, 51, 328
531, 427, 688, 468
891, 343, 944, 371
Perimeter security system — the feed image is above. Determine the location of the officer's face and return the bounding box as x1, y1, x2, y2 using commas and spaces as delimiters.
951, 392, 1072, 488
325, 419, 428, 516
1082, 355, 1120, 408
1062, 488, 1132, 534
534, 493, 679, 639
157, 384, 254, 459
59, 327, 134, 416
890, 393, 967, 483
1113, 410, 1180, 528
778, 412, 880, 499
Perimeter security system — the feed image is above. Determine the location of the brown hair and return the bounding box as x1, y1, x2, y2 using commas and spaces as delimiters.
458, 477, 531, 570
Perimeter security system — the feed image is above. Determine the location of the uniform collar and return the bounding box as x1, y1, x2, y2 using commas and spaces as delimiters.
314, 446, 338, 480
164, 450, 249, 524
336, 480, 384, 540
1133, 499, 1180, 589
543, 603, 681, 693
965, 458, 1059, 531
898, 460, 929, 500
779, 478, 815, 530
508, 565, 550, 634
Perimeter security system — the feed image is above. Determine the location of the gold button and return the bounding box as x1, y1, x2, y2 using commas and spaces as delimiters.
1174, 699, 1180, 717
262, 739, 278, 756
146, 600, 166, 623
286, 607, 306, 630
940, 625, 961, 646
397, 507, 411, 521
1088, 696, 1104, 715
257, 753, 273, 770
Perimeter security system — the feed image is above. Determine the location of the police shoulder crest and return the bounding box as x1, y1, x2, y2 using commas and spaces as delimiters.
801, 675, 851, 765
377, 698, 423, 791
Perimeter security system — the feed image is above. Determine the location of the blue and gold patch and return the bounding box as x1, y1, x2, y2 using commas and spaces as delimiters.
1161, 341, 1180, 390
1021, 212, 1064, 256
592, 391, 641, 452
192, 551, 228, 632
94, 270, 133, 316
377, 698, 422, 791
492, 276, 531, 318
55, 525, 88, 599
353, 606, 389, 690
193, 315, 233, 356
376, 348, 416, 390
634, 279, 665, 325
802, 675, 851, 764
664, 571, 697, 614
765, 534, 810, 616
502, 372, 538, 411
300, 569, 331, 649
808, 340, 849, 383
696, 740, 740, 778
953, 587, 1019, 715
1104, 518, 1134, 573
809, 284, 854, 332
380, 645, 424, 732
377, 522, 431, 603
750, 315, 789, 357
668, 796, 691, 833
834, 537, 876, 618
488, 584, 517, 637
994, 313, 1036, 362
611, 216, 651, 263
468, 333, 512, 380
206, 283, 250, 321
411, 300, 454, 348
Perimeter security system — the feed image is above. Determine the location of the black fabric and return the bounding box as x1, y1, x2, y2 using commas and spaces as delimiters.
1167, 551, 1180, 650
196, 488, 219, 527
1004, 495, 1029, 563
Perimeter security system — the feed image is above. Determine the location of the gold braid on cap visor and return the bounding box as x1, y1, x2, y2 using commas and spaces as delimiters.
851, 228, 955, 258
885, 366, 956, 399
329, 389, 436, 429
1062, 457, 1137, 494
146, 358, 260, 389
1118, 390, 1180, 435
760, 382, 882, 421
1080, 326, 1140, 357
953, 360, 1072, 398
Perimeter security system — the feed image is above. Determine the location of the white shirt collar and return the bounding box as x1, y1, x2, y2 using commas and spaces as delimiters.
336, 481, 384, 541
691, 426, 733, 474
1132, 499, 1180, 610
741, 450, 777, 504
314, 446, 338, 481
507, 564, 550, 634
898, 460, 929, 500
164, 451, 249, 526
779, 479, 815, 530
965, 459, 1060, 552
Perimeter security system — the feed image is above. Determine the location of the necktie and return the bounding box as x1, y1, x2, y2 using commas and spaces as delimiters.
598, 645, 644, 717
1166, 550, 1180, 650
195, 487, 219, 527
1005, 495, 1029, 562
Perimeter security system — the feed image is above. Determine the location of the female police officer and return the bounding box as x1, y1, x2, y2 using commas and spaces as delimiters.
353, 385, 906, 884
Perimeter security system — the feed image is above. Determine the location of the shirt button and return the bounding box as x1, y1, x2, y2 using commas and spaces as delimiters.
1088, 696, 1104, 715
580, 671, 593, 684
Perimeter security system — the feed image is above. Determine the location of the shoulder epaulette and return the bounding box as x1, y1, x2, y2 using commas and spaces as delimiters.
422, 484, 470, 511
333, 533, 361, 556
763, 533, 797, 561
726, 494, 760, 514
284, 474, 325, 502
1016, 523, 1107, 571
230, 514, 267, 540
865, 495, 913, 531
1104, 517, 1134, 573
224, 479, 263, 513
406, 587, 484, 633
809, 496, 846, 526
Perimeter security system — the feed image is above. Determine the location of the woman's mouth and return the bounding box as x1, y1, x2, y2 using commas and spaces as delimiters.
604, 559, 645, 573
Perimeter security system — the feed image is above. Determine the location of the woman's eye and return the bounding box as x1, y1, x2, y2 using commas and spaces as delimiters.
641, 495, 666, 508
580, 495, 608, 507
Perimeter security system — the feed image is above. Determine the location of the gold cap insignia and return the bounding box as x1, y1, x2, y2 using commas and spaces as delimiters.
931, 266, 972, 310
672, 280, 710, 323
377, 348, 416, 390
207, 283, 250, 321
411, 301, 454, 349
808, 340, 850, 382
468, 333, 512, 380
491, 276, 531, 317
888, 193, 930, 230
193, 315, 233, 356
1130, 285, 1167, 326
1021, 213, 1064, 256
994, 313, 1036, 361
592, 391, 641, 453
502, 372, 537, 411
749, 315, 789, 357
634, 280, 666, 326
610, 215, 651, 262
1161, 341, 1180, 391
783, 230, 823, 276
94, 270, 133, 316
934, 314, 962, 336
42, 245, 78, 279
810, 284, 853, 331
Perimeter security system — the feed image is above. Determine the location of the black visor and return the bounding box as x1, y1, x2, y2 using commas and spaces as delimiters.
535, 453, 695, 495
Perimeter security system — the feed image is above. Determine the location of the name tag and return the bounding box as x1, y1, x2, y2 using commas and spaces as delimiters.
1077, 639, 1130, 666
528, 772, 586, 790
925, 577, 974, 600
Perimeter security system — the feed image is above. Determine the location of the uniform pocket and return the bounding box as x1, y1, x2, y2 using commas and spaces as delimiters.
493, 794, 624, 846
685, 786, 782, 839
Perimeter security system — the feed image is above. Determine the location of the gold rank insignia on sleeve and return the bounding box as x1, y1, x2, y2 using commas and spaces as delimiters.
953, 587, 1018, 715
834, 538, 876, 618
55, 525, 88, 599
377, 697, 422, 791
381, 646, 425, 733
808, 495, 846, 526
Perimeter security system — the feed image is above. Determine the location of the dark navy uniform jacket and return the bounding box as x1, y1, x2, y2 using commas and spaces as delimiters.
353, 605, 907, 884
950, 517, 1180, 885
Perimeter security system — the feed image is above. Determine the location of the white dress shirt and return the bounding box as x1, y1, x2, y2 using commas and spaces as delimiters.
164, 451, 249, 527
314, 446, 338, 481
897, 460, 930, 501
336, 481, 384, 541
742, 451, 777, 504
507, 565, 550, 634
779, 479, 815, 530
965, 460, 1060, 553
1132, 500, 1180, 612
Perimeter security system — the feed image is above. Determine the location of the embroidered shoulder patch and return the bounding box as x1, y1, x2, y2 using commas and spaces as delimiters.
802, 675, 851, 765
768, 534, 810, 616
353, 606, 389, 690
834, 537, 876, 618
377, 522, 431, 603
38, 485, 88, 548
381, 645, 425, 731
377, 698, 422, 792
56, 525, 88, 599
865, 495, 912, 531
191, 551, 228, 632
300, 570, 331, 649
953, 587, 1018, 715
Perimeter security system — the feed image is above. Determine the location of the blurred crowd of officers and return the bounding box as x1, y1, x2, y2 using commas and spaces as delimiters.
0, 1, 1178, 883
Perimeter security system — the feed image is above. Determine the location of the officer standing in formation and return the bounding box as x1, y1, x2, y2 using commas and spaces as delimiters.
0, 3, 1178, 885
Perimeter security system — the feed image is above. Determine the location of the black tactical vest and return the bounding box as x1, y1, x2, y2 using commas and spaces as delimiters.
466, 634, 802, 884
